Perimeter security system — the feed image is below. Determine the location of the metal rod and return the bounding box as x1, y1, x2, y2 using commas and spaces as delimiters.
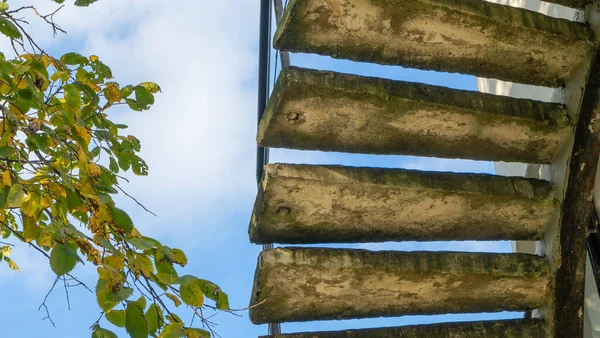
256, 0, 271, 187
257, 0, 280, 335
273, 0, 290, 68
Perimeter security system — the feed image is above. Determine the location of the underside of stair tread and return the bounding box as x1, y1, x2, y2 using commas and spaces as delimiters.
249, 247, 551, 324
275, 0, 593, 86
259, 319, 547, 338
249, 163, 556, 244
259, 67, 573, 163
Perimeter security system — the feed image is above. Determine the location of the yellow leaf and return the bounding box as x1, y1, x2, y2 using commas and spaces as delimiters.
103, 255, 125, 270
22, 214, 38, 243
40, 194, 51, 208
47, 182, 66, 198
88, 163, 102, 177
130, 227, 142, 239
2, 170, 11, 187
87, 81, 101, 92
140, 82, 161, 93
21, 194, 39, 217
1, 245, 11, 256
89, 55, 99, 62
165, 293, 181, 307
104, 83, 121, 103
5, 257, 19, 272
37, 230, 52, 247
8, 103, 22, 116
75, 125, 92, 145
12, 76, 27, 90
50, 71, 69, 82
77, 146, 88, 174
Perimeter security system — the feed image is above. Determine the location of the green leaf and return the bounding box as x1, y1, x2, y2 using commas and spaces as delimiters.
50, 244, 78, 276
96, 279, 133, 312
128, 237, 156, 250
105, 310, 126, 328
183, 328, 211, 338
134, 85, 154, 106
64, 84, 81, 108
109, 206, 133, 234
126, 302, 149, 338
92, 327, 118, 338
120, 85, 134, 98
0, 17, 21, 40
109, 156, 119, 173
0, 3, 9, 11
0, 146, 15, 157
7, 184, 24, 207
193, 278, 230, 310
61, 52, 88, 66
74, 0, 99, 6
146, 303, 164, 334
160, 323, 185, 338
156, 261, 178, 285
180, 280, 204, 307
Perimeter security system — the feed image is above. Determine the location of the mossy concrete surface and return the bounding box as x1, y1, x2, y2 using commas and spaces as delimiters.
259, 319, 547, 337
259, 67, 573, 163
274, 0, 593, 86
249, 163, 556, 244
249, 247, 551, 324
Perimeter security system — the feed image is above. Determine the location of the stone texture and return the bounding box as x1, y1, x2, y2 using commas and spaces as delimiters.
249, 248, 551, 324
259, 67, 573, 163
249, 163, 556, 244
259, 319, 547, 338
274, 0, 593, 86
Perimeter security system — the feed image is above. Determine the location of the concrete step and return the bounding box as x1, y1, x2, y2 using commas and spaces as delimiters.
249, 248, 550, 324
249, 164, 556, 244
259, 319, 547, 338
259, 67, 573, 163
274, 0, 593, 86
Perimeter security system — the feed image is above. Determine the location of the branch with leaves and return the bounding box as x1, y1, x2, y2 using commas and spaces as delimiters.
0, 1, 231, 337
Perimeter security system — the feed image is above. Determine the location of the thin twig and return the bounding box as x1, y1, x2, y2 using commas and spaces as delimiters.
116, 184, 157, 217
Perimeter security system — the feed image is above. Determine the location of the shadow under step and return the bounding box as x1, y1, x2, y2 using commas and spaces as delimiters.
249, 248, 550, 324
259, 67, 573, 163
275, 0, 593, 86
259, 319, 547, 338
249, 163, 556, 244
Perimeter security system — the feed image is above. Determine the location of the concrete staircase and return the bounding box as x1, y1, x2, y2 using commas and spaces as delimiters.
249, 0, 600, 336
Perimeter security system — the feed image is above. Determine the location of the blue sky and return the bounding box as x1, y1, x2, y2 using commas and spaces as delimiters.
0, 1, 535, 337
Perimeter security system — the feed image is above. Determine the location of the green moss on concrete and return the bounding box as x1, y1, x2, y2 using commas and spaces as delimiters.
258, 67, 573, 163
273, 0, 593, 86
248, 248, 551, 323
248, 163, 556, 244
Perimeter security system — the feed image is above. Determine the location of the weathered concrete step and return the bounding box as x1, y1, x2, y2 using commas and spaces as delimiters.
249, 248, 550, 324
259, 319, 547, 338
249, 164, 556, 244
259, 67, 573, 163
274, 0, 593, 86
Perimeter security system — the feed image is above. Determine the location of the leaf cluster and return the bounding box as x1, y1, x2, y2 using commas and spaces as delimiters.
0, 1, 230, 337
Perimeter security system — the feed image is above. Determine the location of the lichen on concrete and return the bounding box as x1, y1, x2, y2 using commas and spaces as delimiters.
258, 67, 573, 164
274, 0, 593, 86
249, 163, 557, 244
249, 247, 551, 324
